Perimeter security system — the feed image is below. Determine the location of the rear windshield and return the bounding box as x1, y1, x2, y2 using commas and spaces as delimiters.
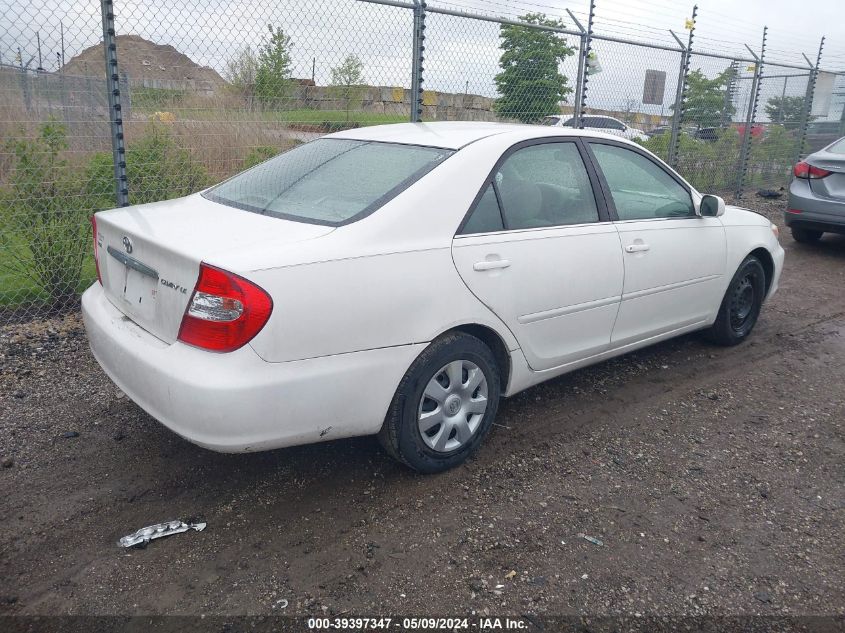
828, 137, 845, 154
204, 138, 453, 225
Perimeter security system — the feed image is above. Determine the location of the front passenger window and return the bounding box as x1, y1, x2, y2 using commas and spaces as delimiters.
590, 143, 694, 220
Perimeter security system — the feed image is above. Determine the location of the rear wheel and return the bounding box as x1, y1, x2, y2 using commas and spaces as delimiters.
378, 332, 500, 473
791, 227, 823, 243
705, 255, 766, 346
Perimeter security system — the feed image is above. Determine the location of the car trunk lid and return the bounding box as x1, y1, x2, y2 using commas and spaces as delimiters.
95, 193, 333, 343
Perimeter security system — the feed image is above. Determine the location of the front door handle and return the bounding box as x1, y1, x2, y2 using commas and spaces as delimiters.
624, 243, 650, 253
473, 259, 511, 271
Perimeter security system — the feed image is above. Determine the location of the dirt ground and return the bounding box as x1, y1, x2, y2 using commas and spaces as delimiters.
1, 198, 843, 620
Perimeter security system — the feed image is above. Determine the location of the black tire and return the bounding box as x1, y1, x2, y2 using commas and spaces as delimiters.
791, 227, 823, 243
704, 255, 766, 346
378, 332, 500, 473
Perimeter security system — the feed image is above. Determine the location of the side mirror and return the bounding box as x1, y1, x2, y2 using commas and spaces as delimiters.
699, 194, 726, 217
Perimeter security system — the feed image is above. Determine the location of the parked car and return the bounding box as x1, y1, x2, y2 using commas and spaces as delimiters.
786, 136, 845, 242
734, 122, 765, 139
83, 122, 784, 473
542, 114, 649, 142
694, 127, 720, 142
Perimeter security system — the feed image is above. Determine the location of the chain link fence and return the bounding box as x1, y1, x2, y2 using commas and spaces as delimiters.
1, 0, 843, 323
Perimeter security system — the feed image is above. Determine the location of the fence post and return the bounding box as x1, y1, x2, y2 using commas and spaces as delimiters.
735, 27, 767, 199
795, 37, 825, 162
572, 0, 595, 128
17, 48, 33, 113
720, 60, 739, 129
668, 5, 696, 168
566, 9, 586, 127
410, 0, 427, 123
101, 0, 129, 207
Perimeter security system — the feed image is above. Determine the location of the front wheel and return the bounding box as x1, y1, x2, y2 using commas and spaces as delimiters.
704, 255, 766, 346
378, 332, 500, 473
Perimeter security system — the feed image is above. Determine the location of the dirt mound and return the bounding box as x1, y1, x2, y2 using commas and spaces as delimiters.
61, 34, 224, 85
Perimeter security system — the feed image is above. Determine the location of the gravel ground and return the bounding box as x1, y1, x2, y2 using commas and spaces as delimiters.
0, 198, 843, 619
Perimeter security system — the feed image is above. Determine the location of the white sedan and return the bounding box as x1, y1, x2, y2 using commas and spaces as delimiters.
542, 114, 649, 142
82, 122, 784, 473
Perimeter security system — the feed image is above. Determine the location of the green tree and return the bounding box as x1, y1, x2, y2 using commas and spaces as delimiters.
493, 13, 574, 123
330, 55, 366, 123
224, 45, 259, 110
675, 68, 736, 129
765, 95, 811, 129
255, 24, 293, 108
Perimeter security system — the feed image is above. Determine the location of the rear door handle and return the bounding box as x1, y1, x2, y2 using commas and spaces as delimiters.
624, 244, 650, 253
473, 259, 511, 271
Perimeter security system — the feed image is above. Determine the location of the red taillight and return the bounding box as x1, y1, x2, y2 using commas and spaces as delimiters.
91, 215, 102, 284
177, 263, 273, 353
794, 161, 832, 179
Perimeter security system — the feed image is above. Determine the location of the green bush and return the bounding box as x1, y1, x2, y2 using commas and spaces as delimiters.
0, 120, 102, 310
243, 145, 281, 169
320, 121, 360, 133
87, 122, 209, 205
638, 125, 801, 194
748, 125, 797, 188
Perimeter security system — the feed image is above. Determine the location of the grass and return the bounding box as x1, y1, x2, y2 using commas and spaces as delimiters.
0, 236, 96, 309
129, 86, 189, 111
273, 109, 408, 126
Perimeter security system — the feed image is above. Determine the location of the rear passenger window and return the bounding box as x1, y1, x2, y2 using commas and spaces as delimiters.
462, 184, 504, 234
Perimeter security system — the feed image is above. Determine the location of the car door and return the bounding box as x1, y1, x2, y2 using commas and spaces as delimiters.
586, 140, 727, 347
452, 139, 624, 371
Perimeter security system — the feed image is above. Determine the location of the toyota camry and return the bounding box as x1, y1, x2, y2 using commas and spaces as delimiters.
82, 122, 784, 473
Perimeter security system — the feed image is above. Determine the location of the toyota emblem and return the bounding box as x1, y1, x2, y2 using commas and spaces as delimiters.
122, 236, 133, 254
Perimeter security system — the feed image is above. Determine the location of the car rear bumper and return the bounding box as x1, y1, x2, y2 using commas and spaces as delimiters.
82, 283, 424, 452
786, 179, 845, 233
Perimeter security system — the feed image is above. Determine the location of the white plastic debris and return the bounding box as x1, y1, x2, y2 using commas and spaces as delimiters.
578, 533, 604, 546
118, 519, 206, 548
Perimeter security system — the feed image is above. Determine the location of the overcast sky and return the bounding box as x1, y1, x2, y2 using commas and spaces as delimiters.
3, 0, 843, 120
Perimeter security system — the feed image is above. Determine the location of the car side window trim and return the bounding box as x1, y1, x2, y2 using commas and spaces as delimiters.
582, 138, 695, 222
490, 178, 509, 231
455, 137, 612, 236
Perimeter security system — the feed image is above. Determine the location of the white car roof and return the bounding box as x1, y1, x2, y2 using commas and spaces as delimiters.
327, 121, 622, 150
